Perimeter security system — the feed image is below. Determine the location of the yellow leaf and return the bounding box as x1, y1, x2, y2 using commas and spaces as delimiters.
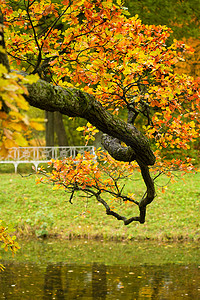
102, 0, 112, 8
0, 144, 8, 157
0, 112, 7, 119
4, 138, 17, 148
3, 128, 13, 139
76, 126, 85, 131
0, 63, 7, 73
30, 121, 44, 131
13, 133, 28, 147
16, 94, 29, 110
23, 74, 39, 84
4, 100, 19, 112
8, 122, 23, 132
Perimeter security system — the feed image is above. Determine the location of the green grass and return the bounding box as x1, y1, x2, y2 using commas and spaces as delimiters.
0, 165, 200, 241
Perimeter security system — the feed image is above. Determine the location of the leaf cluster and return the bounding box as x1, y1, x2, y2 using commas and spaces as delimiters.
0, 220, 20, 271
0, 62, 44, 156
37, 150, 143, 224
2, 0, 199, 161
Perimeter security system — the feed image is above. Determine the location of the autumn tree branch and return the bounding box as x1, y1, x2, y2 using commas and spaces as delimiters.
1, 9, 156, 225
24, 80, 156, 166
101, 133, 155, 223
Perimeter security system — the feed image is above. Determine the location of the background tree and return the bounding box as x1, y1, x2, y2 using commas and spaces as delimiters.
125, 0, 200, 39
0, 9, 43, 156
125, 0, 200, 154
0, 0, 199, 225
125, 0, 200, 78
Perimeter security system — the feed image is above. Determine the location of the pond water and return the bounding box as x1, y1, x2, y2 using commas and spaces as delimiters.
0, 240, 199, 299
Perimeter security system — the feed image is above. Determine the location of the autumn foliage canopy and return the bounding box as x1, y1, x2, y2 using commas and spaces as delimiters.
0, 0, 199, 225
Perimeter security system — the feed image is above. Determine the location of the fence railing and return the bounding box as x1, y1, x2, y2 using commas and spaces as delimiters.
0, 146, 95, 173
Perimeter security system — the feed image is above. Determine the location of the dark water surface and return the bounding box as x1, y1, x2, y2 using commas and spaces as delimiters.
0, 240, 199, 299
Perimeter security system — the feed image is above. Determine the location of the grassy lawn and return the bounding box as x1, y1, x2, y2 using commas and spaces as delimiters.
0, 164, 199, 241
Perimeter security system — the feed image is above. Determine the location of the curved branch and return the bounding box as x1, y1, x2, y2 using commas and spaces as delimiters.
24, 80, 156, 166
139, 163, 155, 208
101, 133, 156, 224
74, 187, 144, 225
101, 134, 136, 162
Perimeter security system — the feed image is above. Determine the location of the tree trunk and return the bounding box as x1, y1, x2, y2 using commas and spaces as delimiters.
45, 111, 54, 147
0, 13, 10, 72
54, 111, 69, 146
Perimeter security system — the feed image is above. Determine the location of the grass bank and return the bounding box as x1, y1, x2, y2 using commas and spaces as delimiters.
0, 166, 199, 241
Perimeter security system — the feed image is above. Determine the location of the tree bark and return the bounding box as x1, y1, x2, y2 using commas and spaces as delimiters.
45, 111, 54, 147
0, 12, 10, 72
24, 80, 156, 166
54, 111, 69, 146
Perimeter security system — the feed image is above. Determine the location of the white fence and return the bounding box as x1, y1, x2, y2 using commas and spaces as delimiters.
0, 146, 95, 173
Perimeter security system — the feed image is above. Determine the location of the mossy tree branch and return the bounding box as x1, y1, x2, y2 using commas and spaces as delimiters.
24, 80, 156, 224
0, 13, 156, 224
24, 80, 155, 166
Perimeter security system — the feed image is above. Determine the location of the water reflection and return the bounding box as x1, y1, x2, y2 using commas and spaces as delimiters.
1, 261, 199, 299
43, 264, 65, 299
0, 240, 199, 299
92, 263, 107, 299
